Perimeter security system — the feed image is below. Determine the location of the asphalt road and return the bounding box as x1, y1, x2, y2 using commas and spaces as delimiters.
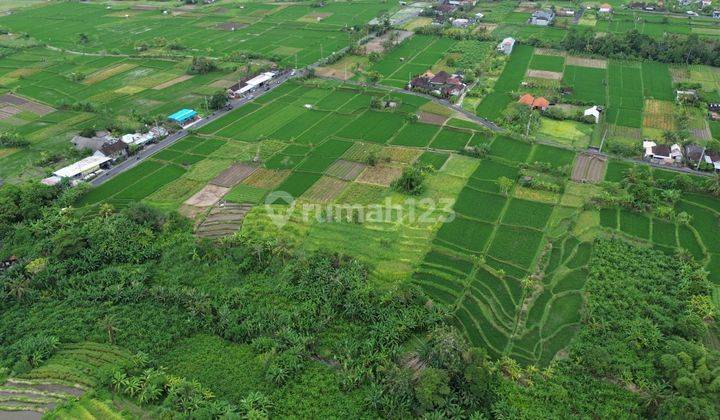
91, 71, 294, 186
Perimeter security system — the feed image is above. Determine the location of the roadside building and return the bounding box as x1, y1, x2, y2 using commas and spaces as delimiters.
685, 144, 705, 166
701, 0, 712, 8
704, 152, 720, 171
584, 106, 602, 123
530, 9, 555, 25
497, 37, 515, 55
558, 8, 575, 16
99, 140, 129, 161
53, 153, 111, 181
70, 130, 115, 152
676, 89, 698, 102
599, 3, 613, 13
713, 10, 720, 18
229, 72, 276, 97
643, 141, 683, 164
168, 109, 199, 127
451, 18, 469, 27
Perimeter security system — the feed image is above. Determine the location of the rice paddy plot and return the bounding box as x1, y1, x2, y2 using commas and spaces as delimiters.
271, 171, 322, 201
487, 225, 544, 269
619, 210, 651, 240
529, 144, 575, 167
471, 159, 519, 181
417, 151, 449, 170
561, 65, 607, 105
429, 128, 473, 151
494, 45, 534, 93
489, 136, 532, 163
529, 54, 565, 73
501, 198, 553, 230
390, 122, 440, 147
336, 111, 407, 143
604, 160, 633, 183
641, 61, 674, 101
454, 188, 507, 222
476, 92, 513, 121
434, 215, 494, 254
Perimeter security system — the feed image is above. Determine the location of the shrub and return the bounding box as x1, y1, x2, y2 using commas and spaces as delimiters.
392, 165, 426, 195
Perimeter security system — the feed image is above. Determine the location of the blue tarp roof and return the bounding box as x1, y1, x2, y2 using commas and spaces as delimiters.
168, 108, 197, 122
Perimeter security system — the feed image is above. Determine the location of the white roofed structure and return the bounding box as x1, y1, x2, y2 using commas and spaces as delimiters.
53, 154, 111, 179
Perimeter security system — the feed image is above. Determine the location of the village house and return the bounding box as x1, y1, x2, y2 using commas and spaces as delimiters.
701, 0, 712, 8
643, 141, 683, 164
598, 3, 613, 13
497, 37, 515, 55
98, 140, 129, 162
530, 9, 555, 25
451, 18, 470, 27
558, 8, 576, 16
435, 3, 457, 16
714, 10, 720, 18
70, 130, 115, 152
518, 93, 550, 111
676, 89, 698, 103
408, 70, 466, 98
52, 152, 112, 183
704, 152, 720, 171
685, 144, 705, 167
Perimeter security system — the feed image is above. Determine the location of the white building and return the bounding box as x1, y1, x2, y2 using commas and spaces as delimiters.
584, 106, 601, 123
451, 18, 469, 27
497, 37, 515, 55
643, 141, 683, 164
53, 152, 111, 180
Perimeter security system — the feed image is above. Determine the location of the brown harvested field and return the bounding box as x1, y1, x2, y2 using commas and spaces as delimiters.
534, 48, 566, 56
364, 30, 413, 53
209, 79, 236, 88
0, 93, 27, 106
571, 153, 607, 183
184, 184, 230, 207
83, 63, 137, 84
242, 168, 291, 189
515, 3, 538, 12
0, 106, 20, 119
314, 66, 353, 80
356, 164, 403, 187
0, 94, 54, 116
301, 176, 348, 203
5, 68, 41, 78
325, 159, 365, 180
153, 75, 194, 90
691, 125, 712, 141
608, 124, 642, 140
380, 146, 422, 164
475, 23, 498, 33
216, 22, 248, 31
566, 56, 607, 69
210, 163, 257, 187
131, 4, 160, 10
419, 112, 448, 125
526, 69, 563, 80
643, 99, 675, 131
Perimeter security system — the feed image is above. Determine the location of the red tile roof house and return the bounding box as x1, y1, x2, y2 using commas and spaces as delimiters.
517, 94, 550, 111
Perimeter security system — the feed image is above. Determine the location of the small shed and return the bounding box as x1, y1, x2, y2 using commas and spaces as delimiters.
584, 106, 602, 123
